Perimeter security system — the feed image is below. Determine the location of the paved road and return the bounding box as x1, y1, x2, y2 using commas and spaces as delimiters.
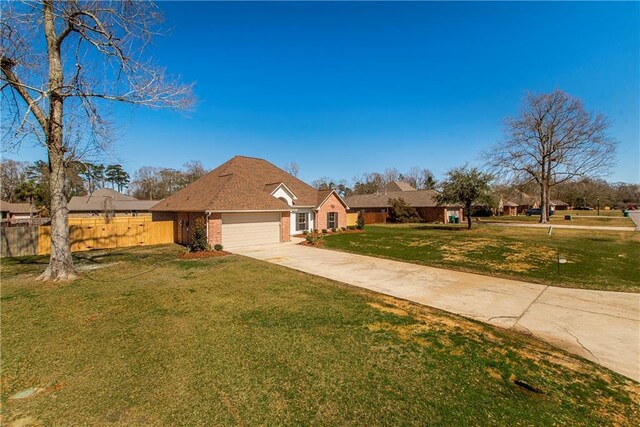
234, 241, 640, 381
483, 222, 637, 232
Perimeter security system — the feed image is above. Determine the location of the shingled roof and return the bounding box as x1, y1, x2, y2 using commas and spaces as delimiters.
151, 156, 344, 212
67, 189, 159, 212
0, 200, 36, 214
346, 189, 461, 209
384, 181, 416, 192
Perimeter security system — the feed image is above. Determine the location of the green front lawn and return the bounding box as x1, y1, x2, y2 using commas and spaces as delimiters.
2, 246, 638, 425
323, 225, 640, 292
478, 214, 634, 227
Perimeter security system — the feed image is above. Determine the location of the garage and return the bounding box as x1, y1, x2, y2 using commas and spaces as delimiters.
221, 212, 281, 248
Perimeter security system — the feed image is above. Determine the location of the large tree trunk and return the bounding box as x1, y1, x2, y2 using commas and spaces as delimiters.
39, 146, 76, 281
540, 184, 549, 224
38, 0, 76, 281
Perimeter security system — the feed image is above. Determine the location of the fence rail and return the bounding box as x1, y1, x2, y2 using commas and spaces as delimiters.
67, 216, 152, 226
0, 220, 174, 258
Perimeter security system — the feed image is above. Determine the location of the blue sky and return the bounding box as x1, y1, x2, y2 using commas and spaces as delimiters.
7, 1, 640, 183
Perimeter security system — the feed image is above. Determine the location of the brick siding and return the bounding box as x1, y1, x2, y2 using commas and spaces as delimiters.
207, 213, 222, 247
280, 212, 291, 242
316, 193, 347, 230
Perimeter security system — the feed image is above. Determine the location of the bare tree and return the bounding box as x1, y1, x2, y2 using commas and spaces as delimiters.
1, 1, 194, 281
0, 158, 30, 201
382, 167, 400, 186
284, 161, 299, 177
488, 90, 615, 223
403, 166, 437, 190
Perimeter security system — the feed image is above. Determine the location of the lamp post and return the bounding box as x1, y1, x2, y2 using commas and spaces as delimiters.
597, 198, 600, 216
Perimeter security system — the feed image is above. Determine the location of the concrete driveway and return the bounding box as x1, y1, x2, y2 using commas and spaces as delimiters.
233, 241, 640, 382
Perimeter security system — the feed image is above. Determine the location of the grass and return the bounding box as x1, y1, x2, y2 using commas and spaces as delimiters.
323, 224, 640, 292
476, 213, 634, 227
2, 245, 638, 425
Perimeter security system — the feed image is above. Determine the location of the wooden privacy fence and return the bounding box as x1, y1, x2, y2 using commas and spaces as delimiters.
0, 226, 38, 258
346, 213, 358, 227
37, 221, 174, 255
67, 216, 152, 226
362, 212, 387, 224
0, 220, 174, 257
346, 212, 387, 226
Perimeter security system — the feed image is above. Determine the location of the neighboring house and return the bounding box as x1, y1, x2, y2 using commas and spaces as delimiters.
501, 200, 519, 216
345, 181, 463, 223
500, 189, 539, 214
67, 188, 159, 218
0, 200, 38, 225
550, 200, 569, 211
150, 156, 348, 248
383, 181, 417, 192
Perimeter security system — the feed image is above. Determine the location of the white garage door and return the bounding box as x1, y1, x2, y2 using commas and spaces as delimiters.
222, 212, 281, 248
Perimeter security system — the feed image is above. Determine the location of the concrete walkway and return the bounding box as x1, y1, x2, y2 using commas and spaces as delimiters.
483, 222, 637, 232
233, 241, 640, 381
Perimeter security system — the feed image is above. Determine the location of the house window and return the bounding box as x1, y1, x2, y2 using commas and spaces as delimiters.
296, 213, 308, 231
327, 212, 338, 229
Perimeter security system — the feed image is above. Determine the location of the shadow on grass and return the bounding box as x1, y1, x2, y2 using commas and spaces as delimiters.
412, 225, 469, 231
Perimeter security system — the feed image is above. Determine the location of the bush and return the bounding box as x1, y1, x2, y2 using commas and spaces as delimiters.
341, 227, 346, 231
331, 227, 337, 233
387, 198, 421, 223
347, 225, 356, 230
213, 244, 223, 251
188, 217, 210, 252
302, 230, 309, 235
321, 229, 328, 234
356, 212, 365, 230
305, 233, 324, 245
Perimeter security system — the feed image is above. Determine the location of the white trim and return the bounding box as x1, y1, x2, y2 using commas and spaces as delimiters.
269, 183, 298, 200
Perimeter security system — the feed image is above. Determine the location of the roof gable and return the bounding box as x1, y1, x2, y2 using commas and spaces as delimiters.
384, 181, 416, 192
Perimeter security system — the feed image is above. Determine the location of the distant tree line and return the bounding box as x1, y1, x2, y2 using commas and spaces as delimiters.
129, 161, 208, 200
312, 166, 437, 197
309, 163, 638, 212
0, 158, 209, 212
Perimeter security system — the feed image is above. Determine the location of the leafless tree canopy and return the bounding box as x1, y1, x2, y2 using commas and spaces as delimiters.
487, 89, 616, 222
284, 161, 299, 177
1, 0, 194, 152
0, 1, 194, 281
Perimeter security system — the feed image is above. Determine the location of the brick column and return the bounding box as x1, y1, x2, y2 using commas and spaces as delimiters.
208, 213, 222, 247
281, 212, 291, 242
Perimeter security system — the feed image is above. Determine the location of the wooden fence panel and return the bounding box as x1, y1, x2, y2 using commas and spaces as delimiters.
67, 216, 152, 226
1, 226, 38, 257
362, 212, 387, 224
35, 221, 174, 255
346, 213, 358, 227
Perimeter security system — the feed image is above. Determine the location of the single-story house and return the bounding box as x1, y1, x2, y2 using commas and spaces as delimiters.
67, 188, 159, 218
550, 200, 569, 211
0, 200, 38, 224
150, 156, 349, 248
500, 200, 519, 216
345, 181, 463, 223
